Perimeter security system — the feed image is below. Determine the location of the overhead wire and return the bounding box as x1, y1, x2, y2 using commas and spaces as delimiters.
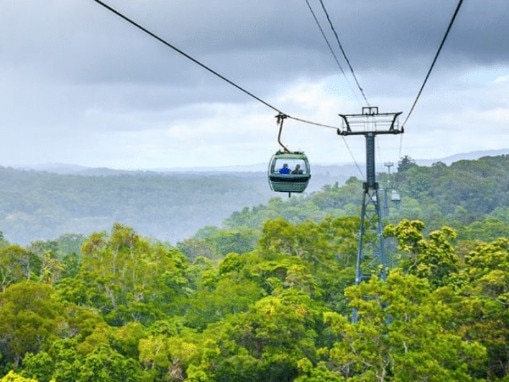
317, 0, 370, 107
303, 0, 366, 174
398, 133, 404, 163
401, 0, 464, 129
304, 0, 347, 78
341, 136, 365, 179
93, 0, 341, 131
304, 0, 363, 108
310, 0, 463, 168
94, 0, 462, 177
398, 0, 463, 161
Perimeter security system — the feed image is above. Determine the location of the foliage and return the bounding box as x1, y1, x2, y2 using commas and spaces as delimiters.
58, 223, 190, 326
0, 168, 273, 245
384, 219, 460, 287
397, 155, 418, 172
0, 216, 505, 380
0, 246, 41, 291
0, 155, 509, 380
324, 271, 486, 381
0, 371, 37, 382
0, 282, 65, 368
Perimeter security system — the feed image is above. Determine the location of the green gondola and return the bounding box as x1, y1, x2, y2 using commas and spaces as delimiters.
268, 150, 311, 194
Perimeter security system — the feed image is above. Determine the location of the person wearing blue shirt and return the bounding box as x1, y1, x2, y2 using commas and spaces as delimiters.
279, 163, 290, 174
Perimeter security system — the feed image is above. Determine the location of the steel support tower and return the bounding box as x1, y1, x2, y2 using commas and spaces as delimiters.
337, 107, 403, 323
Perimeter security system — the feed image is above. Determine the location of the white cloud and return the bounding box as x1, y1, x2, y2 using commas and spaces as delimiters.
0, 1, 508, 170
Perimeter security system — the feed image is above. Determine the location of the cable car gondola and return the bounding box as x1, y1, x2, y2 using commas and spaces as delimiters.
268, 150, 311, 195
267, 114, 311, 196
391, 189, 401, 203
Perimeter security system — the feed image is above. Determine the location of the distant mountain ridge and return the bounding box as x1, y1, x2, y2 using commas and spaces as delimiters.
415, 148, 509, 166
14, 148, 509, 176
1, 148, 508, 245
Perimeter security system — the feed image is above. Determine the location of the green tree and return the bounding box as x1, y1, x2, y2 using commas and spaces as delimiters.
256, 217, 357, 311
77, 344, 144, 382
258, 218, 333, 263
0, 371, 37, 382
0, 282, 66, 367
0, 245, 41, 291
46, 338, 82, 382
183, 251, 264, 329
59, 224, 190, 326
21, 352, 54, 382
323, 270, 486, 381
385, 219, 460, 288
202, 290, 320, 382
177, 237, 219, 261
397, 155, 417, 172
457, 218, 509, 243
457, 238, 509, 378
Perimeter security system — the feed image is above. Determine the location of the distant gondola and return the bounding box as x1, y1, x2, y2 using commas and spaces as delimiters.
268, 150, 311, 195
391, 189, 401, 203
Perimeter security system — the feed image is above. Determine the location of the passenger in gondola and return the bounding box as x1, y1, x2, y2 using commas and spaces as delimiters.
291, 164, 303, 174
279, 163, 290, 174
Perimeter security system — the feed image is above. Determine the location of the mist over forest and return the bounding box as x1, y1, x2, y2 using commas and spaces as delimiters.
0, 164, 351, 245
2, 149, 508, 246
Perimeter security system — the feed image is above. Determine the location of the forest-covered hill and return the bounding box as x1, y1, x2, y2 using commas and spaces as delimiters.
0, 155, 508, 381
0, 221, 506, 380
3, 151, 509, 247
0, 164, 348, 245
0, 168, 273, 245
191, 155, 509, 250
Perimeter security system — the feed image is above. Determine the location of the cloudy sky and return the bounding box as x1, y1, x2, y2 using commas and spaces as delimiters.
1, 0, 508, 170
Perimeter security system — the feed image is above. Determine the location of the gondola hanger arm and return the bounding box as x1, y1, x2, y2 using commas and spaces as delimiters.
276, 113, 290, 153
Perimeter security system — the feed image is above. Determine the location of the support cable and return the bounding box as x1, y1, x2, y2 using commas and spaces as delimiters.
318, 0, 370, 107
401, 0, 464, 129
93, 0, 341, 131
304, 0, 362, 107
398, 134, 404, 163
341, 136, 365, 179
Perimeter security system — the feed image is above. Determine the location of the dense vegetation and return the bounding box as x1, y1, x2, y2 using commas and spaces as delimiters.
213, 155, 509, 245
0, 165, 344, 245
0, 168, 273, 245
0, 155, 508, 381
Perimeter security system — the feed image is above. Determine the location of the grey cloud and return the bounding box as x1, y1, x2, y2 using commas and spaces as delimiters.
1, 0, 508, 169
5, 1, 506, 91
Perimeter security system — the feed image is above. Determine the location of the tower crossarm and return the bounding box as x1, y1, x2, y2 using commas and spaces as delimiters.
337, 108, 403, 136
